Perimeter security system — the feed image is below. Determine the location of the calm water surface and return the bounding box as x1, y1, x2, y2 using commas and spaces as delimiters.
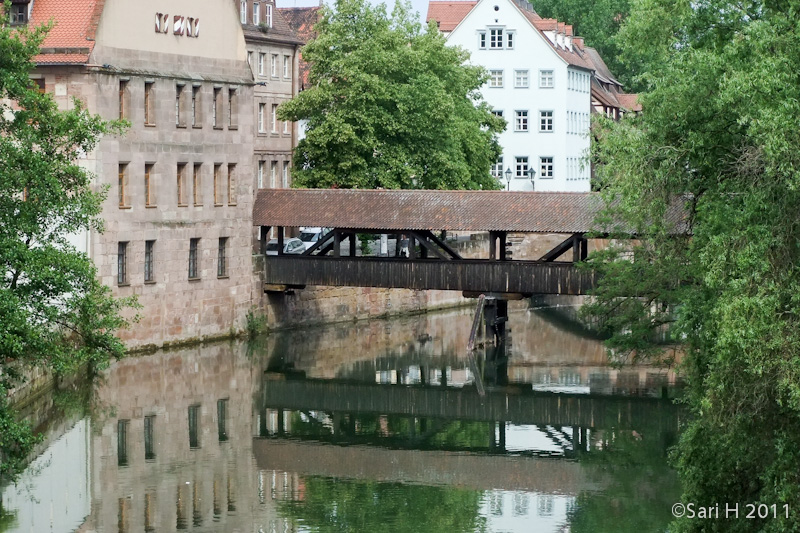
1, 304, 682, 532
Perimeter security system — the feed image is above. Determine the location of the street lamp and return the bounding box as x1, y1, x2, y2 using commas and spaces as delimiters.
504, 167, 512, 190
527, 167, 536, 191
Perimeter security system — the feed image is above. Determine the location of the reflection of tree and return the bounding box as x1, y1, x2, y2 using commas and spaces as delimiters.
0, 499, 18, 533
277, 477, 487, 533
568, 427, 680, 532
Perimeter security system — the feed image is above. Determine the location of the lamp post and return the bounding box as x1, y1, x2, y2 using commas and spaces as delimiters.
504, 167, 512, 190
527, 167, 536, 191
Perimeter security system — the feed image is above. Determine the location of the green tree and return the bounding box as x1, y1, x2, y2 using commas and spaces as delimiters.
277, 0, 504, 190
0, 8, 133, 484
584, 0, 800, 530
530, 0, 635, 90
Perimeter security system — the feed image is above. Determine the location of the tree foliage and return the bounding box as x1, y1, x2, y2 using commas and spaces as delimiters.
0, 8, 133, 484
584, 0, 800, 530
277, 0, 504, 190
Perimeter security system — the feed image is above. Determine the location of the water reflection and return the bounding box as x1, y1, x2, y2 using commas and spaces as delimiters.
1, 305, 682, 532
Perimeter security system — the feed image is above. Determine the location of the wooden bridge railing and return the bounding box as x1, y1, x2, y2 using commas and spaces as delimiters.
264, 256, 596, 295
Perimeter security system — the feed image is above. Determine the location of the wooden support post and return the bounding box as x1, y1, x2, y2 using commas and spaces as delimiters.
489, 231, 497, 260
349, 232, 357, 257
499, 232, 508, 261
333, 231, 341, 258
572, 233, 581, 263
277, 226, 284, 256
408, 234, 416, 259
581, 236, 588, 261
260, 226, 270, 254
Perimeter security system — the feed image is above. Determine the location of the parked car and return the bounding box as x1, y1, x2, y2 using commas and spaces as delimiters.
265, 237, 306, 256
298, 227, 330, 250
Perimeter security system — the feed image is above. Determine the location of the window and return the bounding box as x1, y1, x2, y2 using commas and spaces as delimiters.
213, 88, 222, 128
265, 4, 273, 27
491, 155, 503, 179
175, 84, 187, 127
144, 240, 155, 282
514, 110, 528, 132
213, 164, 222, 205
188, 238, 200, 279
117, 242, 128, 285
258, 103, 265, 133
283, 117, 289, 134
217, 399, 229, 442
191, 85, 201, 127
193, 163, 202, 205
271, 54, 278, 77
227, 164, 236, 205
514, 70, 529, 88
240, 0, 247, 23
118, 80, 128, 119
144, 415, 156, 460
144, 81, 155, 125
228, 88, 238, 128
177, 163, 187, 206
144, 163, 154, 207
282, 161, 289, 188
117, 420, 129, 466
539, 110, 553, 132
540, 69, 554, 88
270, 161, 277, 188
118, 163, 128, 207
247, 51, 253, 68
283, 56, 290, 78
258, 53, 266, 76
489, 28, 504, 48
492, 109, 503, 118
515, 157, 529, 178
489, 70, 503, 88
271, 104, 278, 132
253, 2, 260, 25
540, 156, 554, 178
478, 31, 486, 49
218, 238, 228, 277
188, 405, 201, 448
506, 31, 515, 49
258, 161, 265, 189
10, 3, 27, 25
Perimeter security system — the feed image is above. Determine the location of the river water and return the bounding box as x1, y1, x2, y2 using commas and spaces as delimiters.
1, 304, 682, 533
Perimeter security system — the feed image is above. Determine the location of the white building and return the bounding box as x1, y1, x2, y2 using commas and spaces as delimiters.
428, 0, 629, 192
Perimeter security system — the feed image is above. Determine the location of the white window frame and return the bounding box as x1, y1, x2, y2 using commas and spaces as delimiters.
282, 161, 289, 188
258, 53, 266, 76
491, 109, 503, 119
515, 157, 529, 178
265, 4, 273, 28
514, 69, 529, 88
540, 156, 554, 178
258, 161, 265, 188
539, 69, 554, 88
539, 110, 554, 132
489, 70, 503, 88
489, 28, 504, 49
271, 104, 278, 132
258, 103, 265, 133
283, 56, 290, 78
253, 3, 260, 25
514, 110, 528, 132
240, 0, 247, 24
491, 155, 503, 179
271, 54, 278, 77
506, 31, 515, 49
478, 31, 486, 49
270, 161, 277, 188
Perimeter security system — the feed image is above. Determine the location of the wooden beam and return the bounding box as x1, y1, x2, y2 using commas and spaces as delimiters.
421, 230, 462, 260
277, 226, 284, 256
302, 229, 336, 256
408, 231, 447, 260
540, 233, 584, 262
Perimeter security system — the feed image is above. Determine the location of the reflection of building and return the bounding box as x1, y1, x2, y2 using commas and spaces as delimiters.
481, 490, 574, 532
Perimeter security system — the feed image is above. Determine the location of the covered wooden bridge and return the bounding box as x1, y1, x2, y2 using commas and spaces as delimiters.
253, 189, 620, 296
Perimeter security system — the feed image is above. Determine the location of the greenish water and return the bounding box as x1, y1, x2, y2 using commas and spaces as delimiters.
0, 305, 682, 532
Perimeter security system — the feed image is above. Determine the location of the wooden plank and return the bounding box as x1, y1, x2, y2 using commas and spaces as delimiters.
263, 256, 596, 295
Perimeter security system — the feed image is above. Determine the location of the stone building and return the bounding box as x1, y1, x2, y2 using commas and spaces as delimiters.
26, 0, 259, 348
235, 0, 303, 194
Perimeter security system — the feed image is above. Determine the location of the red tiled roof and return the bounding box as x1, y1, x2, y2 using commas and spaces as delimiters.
30, 0, 103, 64
617, 93, 641, 112
253, 189, 690, 234
426, 2, 477, 32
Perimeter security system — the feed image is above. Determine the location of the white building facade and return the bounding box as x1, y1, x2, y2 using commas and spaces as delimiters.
429, 0, 593, 192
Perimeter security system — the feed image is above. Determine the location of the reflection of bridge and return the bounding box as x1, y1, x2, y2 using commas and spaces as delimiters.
253, 438, 607, 494
254, 189, 610, 295
260, 377, 680, 431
